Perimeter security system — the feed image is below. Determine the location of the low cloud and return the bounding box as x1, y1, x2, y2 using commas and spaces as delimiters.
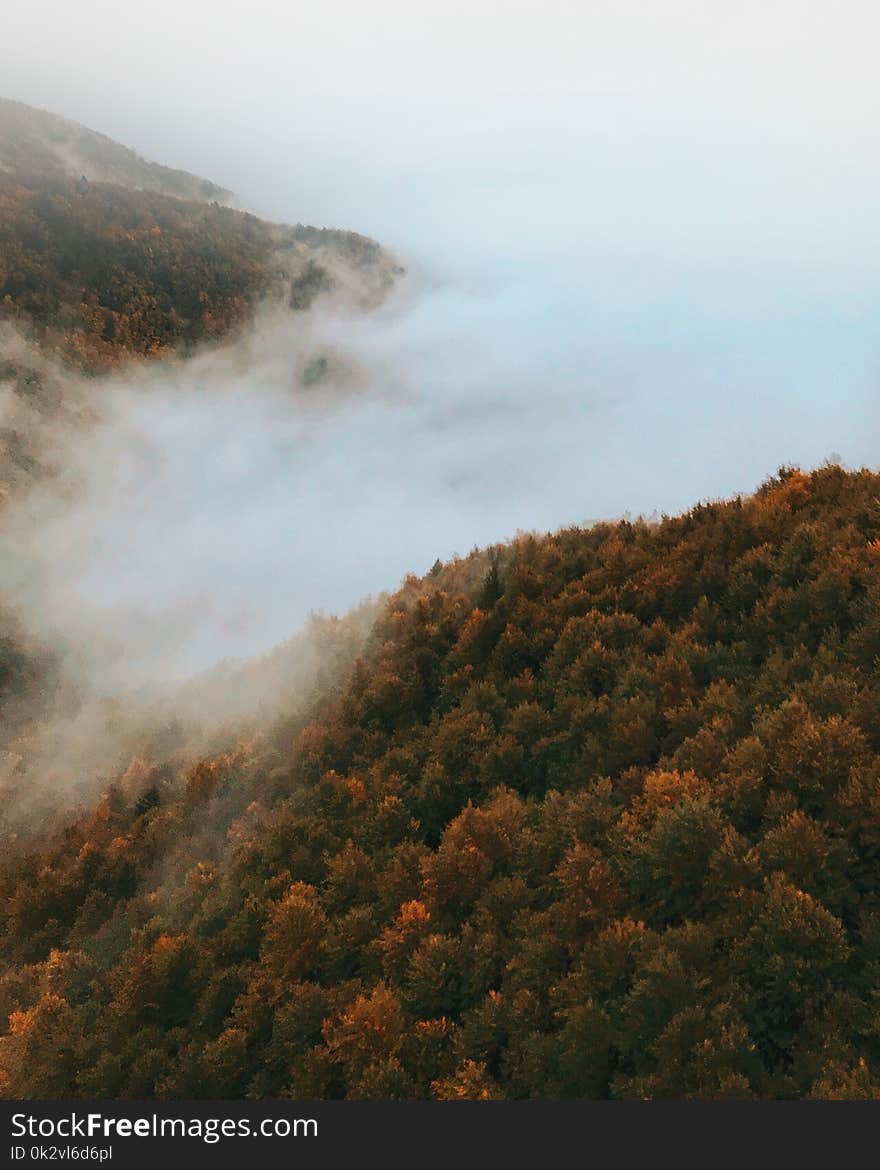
3, 226, 878, 706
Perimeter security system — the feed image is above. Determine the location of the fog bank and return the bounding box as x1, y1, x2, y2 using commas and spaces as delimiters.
2, 0, 879, 694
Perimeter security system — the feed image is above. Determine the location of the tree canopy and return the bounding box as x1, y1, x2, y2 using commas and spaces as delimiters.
3, 464, 880, 1099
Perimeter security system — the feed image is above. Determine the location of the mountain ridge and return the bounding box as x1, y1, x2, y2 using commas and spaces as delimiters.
0, 97, 232, 204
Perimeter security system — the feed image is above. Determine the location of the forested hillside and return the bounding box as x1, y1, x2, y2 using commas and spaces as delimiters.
3, 464, 880, 1099
0, 98, 397, 373
0, 170, 393, 371
0, 96, 397, 518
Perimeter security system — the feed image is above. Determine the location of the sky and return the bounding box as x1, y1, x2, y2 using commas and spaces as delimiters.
2, 1, 880, 686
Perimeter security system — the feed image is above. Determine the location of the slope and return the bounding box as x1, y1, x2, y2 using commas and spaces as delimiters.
2, 464, 880, 1099
0, 97, 231, 203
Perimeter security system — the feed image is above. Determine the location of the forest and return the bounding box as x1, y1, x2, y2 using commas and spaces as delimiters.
2, 96, 879, 1104
0, 98, 394, 372
0, 168, 389, 370
3, 463, 880, 1099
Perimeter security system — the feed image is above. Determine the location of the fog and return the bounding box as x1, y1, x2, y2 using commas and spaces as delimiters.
2, 1, 880, 691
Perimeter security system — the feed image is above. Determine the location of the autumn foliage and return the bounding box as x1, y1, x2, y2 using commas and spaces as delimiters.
4, 465, 880, 1098
0, 168, 387, 371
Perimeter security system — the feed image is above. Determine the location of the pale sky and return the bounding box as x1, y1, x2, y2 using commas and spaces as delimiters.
3, 1, 878, 111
